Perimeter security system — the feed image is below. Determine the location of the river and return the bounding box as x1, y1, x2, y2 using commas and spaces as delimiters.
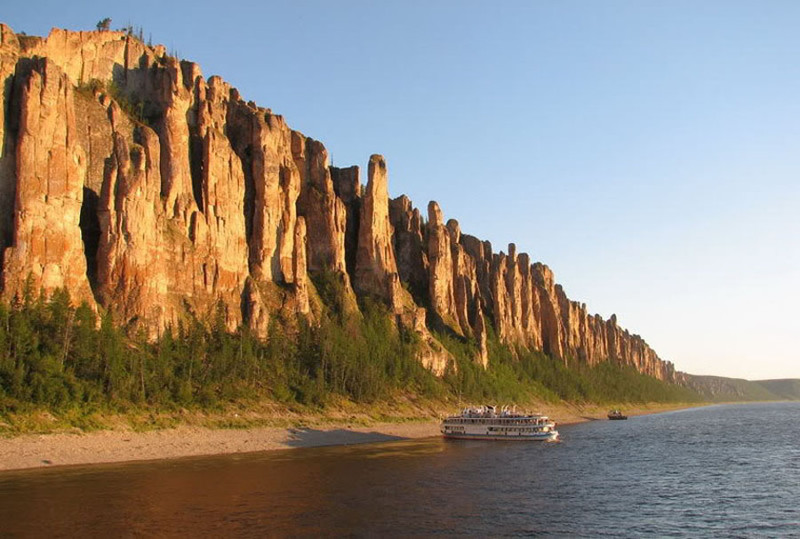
1, 402, 798, 537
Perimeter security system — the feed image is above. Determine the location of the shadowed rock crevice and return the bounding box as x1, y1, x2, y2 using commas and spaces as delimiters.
188, 129, 204, 211
240, 145, 255, 246
186, 60, 205, 220
331, 165, 361, 283
0, 72, 19, 281
79, 187, 101, 300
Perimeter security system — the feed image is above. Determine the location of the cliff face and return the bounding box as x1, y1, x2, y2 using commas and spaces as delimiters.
0, 25, 678, 381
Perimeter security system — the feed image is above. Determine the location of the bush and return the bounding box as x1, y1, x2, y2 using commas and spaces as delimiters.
76, 79, 148, 125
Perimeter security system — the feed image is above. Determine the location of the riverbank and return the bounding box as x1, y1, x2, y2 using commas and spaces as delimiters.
0, 401, 698, 472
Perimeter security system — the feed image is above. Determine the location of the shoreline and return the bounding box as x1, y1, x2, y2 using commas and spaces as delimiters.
0, 403, 699, 473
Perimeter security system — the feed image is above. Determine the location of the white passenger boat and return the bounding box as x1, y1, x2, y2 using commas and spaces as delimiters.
441, 405, 559, 441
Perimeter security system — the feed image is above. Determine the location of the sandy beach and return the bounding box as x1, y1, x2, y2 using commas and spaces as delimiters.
0, 403, 694, 472
0, 421, 443, 472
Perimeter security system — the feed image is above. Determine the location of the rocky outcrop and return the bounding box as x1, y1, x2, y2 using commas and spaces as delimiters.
295, 136, 348, 276
388, 195, 427, 303
96, 122, 166, 328
0, 26, 304, 334
0, 24, 680, 381
0, 25, 21, 260
2, 58, 95, 306
354, 155, 403, 310
426, 201, 458, 330
533, 263, 565, 360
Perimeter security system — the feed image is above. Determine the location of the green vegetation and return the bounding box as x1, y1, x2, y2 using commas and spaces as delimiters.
0, 283, 437, 426
76, 79, 148, 125
0, 279, 705, 434
439, 327, 700, 405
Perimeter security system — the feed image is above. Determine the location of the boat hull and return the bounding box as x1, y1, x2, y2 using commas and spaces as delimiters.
443, 432, 559, 442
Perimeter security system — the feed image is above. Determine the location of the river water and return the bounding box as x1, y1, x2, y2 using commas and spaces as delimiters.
1, 402, 798, 537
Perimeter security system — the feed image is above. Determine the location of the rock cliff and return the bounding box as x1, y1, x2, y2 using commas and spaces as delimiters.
0, 24, 679, 381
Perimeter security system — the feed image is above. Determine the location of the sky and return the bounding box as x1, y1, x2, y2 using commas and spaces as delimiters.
5, 1, 799, 380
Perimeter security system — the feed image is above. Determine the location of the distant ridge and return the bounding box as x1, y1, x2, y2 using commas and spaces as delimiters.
753, 379, 800, 401
684, 375, 800, 402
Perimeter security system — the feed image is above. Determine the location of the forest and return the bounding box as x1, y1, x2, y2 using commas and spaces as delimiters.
0, 274, 701, 430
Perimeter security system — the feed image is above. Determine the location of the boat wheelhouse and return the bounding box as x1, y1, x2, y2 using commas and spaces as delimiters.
441, 405, 559, 441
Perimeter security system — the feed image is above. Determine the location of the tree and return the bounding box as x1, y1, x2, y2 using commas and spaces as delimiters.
96, 18, 111, 32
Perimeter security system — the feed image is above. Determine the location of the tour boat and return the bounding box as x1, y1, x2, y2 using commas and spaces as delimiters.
441, 405, 559, 441
607, 409, 628, 420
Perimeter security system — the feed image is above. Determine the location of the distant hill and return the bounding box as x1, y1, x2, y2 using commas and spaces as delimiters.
683, 375, 800, 402
753, 379, 800, 401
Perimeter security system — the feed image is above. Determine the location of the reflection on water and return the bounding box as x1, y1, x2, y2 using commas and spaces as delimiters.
0, 438, 453, 537
1, 402, 799, 537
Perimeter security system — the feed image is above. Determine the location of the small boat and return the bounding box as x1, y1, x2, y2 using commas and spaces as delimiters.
607, 409, 628, 420
441, 405, 559, 441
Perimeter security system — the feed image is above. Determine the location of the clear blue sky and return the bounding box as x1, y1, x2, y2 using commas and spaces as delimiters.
6, 1, 799, 379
